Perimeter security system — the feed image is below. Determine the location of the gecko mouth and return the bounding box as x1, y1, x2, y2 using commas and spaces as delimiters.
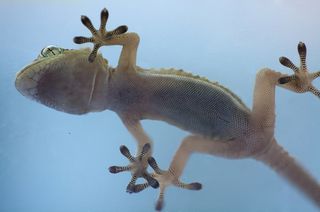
15, 46, 106, 114
15, 45, 68, 100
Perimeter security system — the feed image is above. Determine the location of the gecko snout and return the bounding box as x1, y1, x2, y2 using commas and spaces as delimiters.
15, 45, 67, 101
15, 46, 109, 114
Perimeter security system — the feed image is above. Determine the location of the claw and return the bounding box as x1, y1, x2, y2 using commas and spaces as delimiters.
311, 71, 320, 81
278, 75, 296, 85
126, 175, 138, 193
88, 44, 101, 63
109, 165, 131, 174
148, 157, 162, 174
148, 156, 202, 211
298, 42, 307, 70
127, 166, 160, 193
139, 143, 151, 160
278, 42, 320, 98
177, 181, 202, 190
156, 191, 165, 211
143, 172, 159, 188
309, 86, 320, 98
100, 8, 109, 33
132, 182, 150, 193
81, 15, 97, 36
74, 8, 128, 62
119, 145, 136, 162
108, 143, 159, 193
73, 36, 93, 44
105, 25, 128, 38
279, 57, 299, 72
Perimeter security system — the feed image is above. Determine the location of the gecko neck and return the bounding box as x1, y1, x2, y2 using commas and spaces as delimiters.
87, 66, 115, 112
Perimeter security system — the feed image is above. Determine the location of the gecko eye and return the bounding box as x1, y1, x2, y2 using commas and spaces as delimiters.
39, 45, 65, 58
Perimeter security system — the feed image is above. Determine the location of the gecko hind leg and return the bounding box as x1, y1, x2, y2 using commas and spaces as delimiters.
108, 143, 159, 193
278, 42, 320, 97
73, 8, 128, 62
129, 156, 202, 211
148, 157, 202, 211
134, 135, 249, 211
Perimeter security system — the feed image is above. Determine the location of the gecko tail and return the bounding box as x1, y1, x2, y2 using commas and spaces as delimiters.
254, 138, 320, 207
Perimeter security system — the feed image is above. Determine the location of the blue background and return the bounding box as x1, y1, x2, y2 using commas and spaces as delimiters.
1, 0, 320, 211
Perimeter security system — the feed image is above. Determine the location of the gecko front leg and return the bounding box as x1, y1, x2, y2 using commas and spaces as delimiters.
73, 8, 139, 72
108, 117, 159, 193
278, 42, 320, 97
108, 143, 159, 193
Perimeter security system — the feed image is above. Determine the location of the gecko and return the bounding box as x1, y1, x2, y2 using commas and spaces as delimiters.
15, 8, 320, 211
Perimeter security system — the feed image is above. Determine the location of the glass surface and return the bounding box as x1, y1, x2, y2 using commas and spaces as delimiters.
1, 0, 320, 211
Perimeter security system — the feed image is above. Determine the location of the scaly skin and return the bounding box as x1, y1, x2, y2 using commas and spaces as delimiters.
15, 8, 320, 211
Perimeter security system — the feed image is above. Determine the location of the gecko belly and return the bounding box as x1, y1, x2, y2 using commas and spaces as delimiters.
143, 74, 250, 140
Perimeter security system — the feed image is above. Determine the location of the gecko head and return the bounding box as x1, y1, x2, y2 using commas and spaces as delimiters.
15, 45, 110, 114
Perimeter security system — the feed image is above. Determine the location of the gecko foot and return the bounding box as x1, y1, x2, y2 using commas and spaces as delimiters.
73, 8, 128, 62
133, 157, 202, 211
108, 143, 159, 193
278, 42, 320, 98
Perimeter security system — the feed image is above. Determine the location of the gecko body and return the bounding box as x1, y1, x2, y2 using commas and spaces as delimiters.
113, 67, 250, 141
15, 8, 320, 211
